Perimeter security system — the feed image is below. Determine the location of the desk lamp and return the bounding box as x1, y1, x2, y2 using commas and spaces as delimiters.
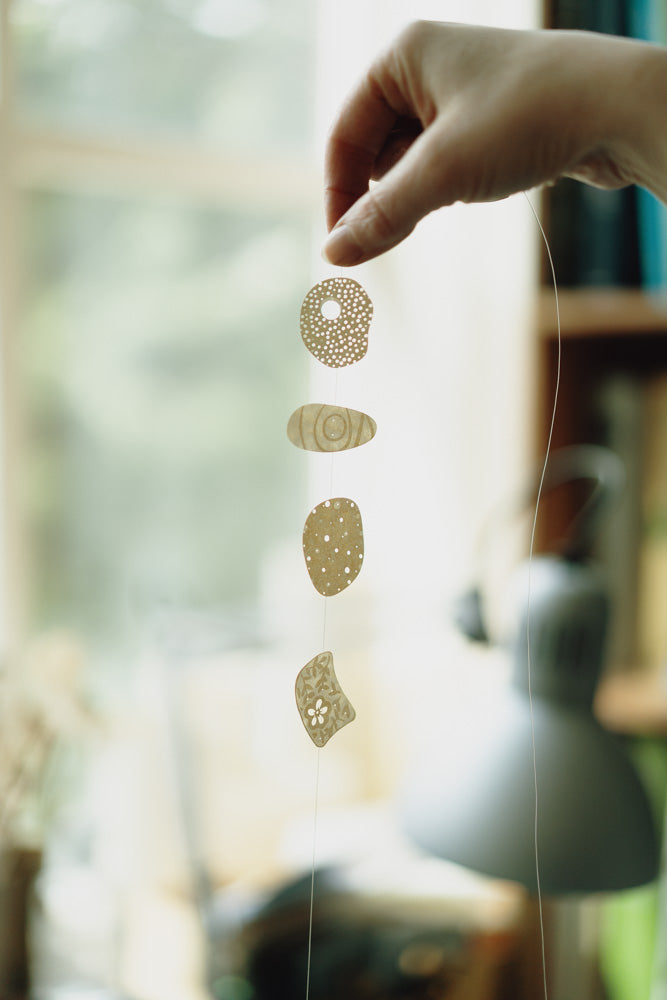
400, 446, 660, 894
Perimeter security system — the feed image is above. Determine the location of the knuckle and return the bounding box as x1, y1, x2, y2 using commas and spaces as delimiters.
399, 19, 430, 49
360, 187, 397, 245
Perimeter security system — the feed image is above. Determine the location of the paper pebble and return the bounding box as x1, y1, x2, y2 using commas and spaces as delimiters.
300, 277, 373, 368
287, 403, 377, 453
295, 651, 356, 747
303, 497, 364, 597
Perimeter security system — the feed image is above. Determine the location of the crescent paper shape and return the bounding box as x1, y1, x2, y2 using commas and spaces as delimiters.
303, 498, 364, 597
300, 277, 373, 368
295, 651, 356, 747
287, 403, 377, 453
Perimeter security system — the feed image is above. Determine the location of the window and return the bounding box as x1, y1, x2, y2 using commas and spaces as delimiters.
1, 2, 322, 994
6, 0, 316, 652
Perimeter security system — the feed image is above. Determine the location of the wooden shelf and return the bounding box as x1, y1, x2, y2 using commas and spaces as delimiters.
534, 287, 667, 734
537, 288, 667, 339
595, 671, 667, 738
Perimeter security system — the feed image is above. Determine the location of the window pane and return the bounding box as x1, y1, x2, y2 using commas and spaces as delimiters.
19, 190, 309, 653
12, 0, 315, 152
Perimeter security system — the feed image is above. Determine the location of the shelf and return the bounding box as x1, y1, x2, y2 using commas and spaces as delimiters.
537, 288, 667, 339
595, 671, 667, 738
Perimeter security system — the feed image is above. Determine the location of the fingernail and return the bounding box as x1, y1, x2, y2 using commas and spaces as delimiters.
321, 225, 364, 266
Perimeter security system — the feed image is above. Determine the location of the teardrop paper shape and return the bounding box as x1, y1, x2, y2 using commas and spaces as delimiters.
287, 403, 377, 453
295, 650, 356, 747
303, 497, 364, 597
300, 277, 373, 368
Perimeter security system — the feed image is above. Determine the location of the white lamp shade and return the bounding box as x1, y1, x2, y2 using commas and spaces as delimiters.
400, 556, 660, 895
400, 686, 659, 894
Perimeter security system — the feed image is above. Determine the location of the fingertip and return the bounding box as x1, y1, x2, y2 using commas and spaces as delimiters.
321, 224, 365, 266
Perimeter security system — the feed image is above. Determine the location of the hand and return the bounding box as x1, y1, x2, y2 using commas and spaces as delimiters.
323, 21, 667, 265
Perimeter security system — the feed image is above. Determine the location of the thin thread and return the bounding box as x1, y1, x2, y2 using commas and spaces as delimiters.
304, 747, 321, 1000
329, 369, 339, 497
523, 191, 561, 1000
310, 364, 337, 998
328, 454, 335, 499
322, 368, 339, 643
321, 598, 328, 649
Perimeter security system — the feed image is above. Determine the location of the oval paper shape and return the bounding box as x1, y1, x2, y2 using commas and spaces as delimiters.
300, 277, 373, 368
287, 403, 377, 453
303, 497, 364, 596
295, 650, 356, 747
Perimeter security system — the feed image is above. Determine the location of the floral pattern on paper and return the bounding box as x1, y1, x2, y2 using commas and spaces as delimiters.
295, 651, 355, 748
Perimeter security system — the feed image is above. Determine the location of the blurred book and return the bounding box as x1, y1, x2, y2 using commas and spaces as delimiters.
637, 372, 667, 676
628, 0, 667, 289
549, 0, 641, 288
594, 374, 644, 667
549, 180, 640, 288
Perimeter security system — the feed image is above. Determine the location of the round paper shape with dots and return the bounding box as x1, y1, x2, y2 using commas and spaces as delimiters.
295, 650, 356, 748
303, 497, 364, 597
287, 403, 377, 453
300, 277, 373, 368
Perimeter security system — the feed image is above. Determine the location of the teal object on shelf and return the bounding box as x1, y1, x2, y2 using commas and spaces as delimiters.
629, 0, 667, 288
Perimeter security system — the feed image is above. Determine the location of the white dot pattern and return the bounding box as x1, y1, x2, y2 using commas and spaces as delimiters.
300, 277, 373, 368
303, 497, 364, 596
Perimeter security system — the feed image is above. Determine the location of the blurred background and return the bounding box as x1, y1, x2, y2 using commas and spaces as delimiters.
0, 1, 666, 999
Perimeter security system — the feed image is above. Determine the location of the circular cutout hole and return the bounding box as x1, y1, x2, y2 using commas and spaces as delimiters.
321, 299, 341, 321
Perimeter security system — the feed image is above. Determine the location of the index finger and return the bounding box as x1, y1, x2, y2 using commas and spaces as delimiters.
324, 73, 402, 231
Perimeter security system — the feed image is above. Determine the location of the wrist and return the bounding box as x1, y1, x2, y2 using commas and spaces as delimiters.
610, 39, 667, 204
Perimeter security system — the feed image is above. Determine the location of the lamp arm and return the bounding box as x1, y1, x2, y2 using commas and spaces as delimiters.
539, 445, 625, 560
455, 445, 625, 644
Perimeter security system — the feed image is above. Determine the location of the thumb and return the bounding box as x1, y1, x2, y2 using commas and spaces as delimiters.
322, 129, 452, 266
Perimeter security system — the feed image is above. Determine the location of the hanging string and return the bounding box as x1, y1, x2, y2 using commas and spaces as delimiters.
308, 358, 340, 1000
328, 369, 340, 497
523, 191, 562, 1000
304, 748, 321, 1000
302, 204, 560, 1000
